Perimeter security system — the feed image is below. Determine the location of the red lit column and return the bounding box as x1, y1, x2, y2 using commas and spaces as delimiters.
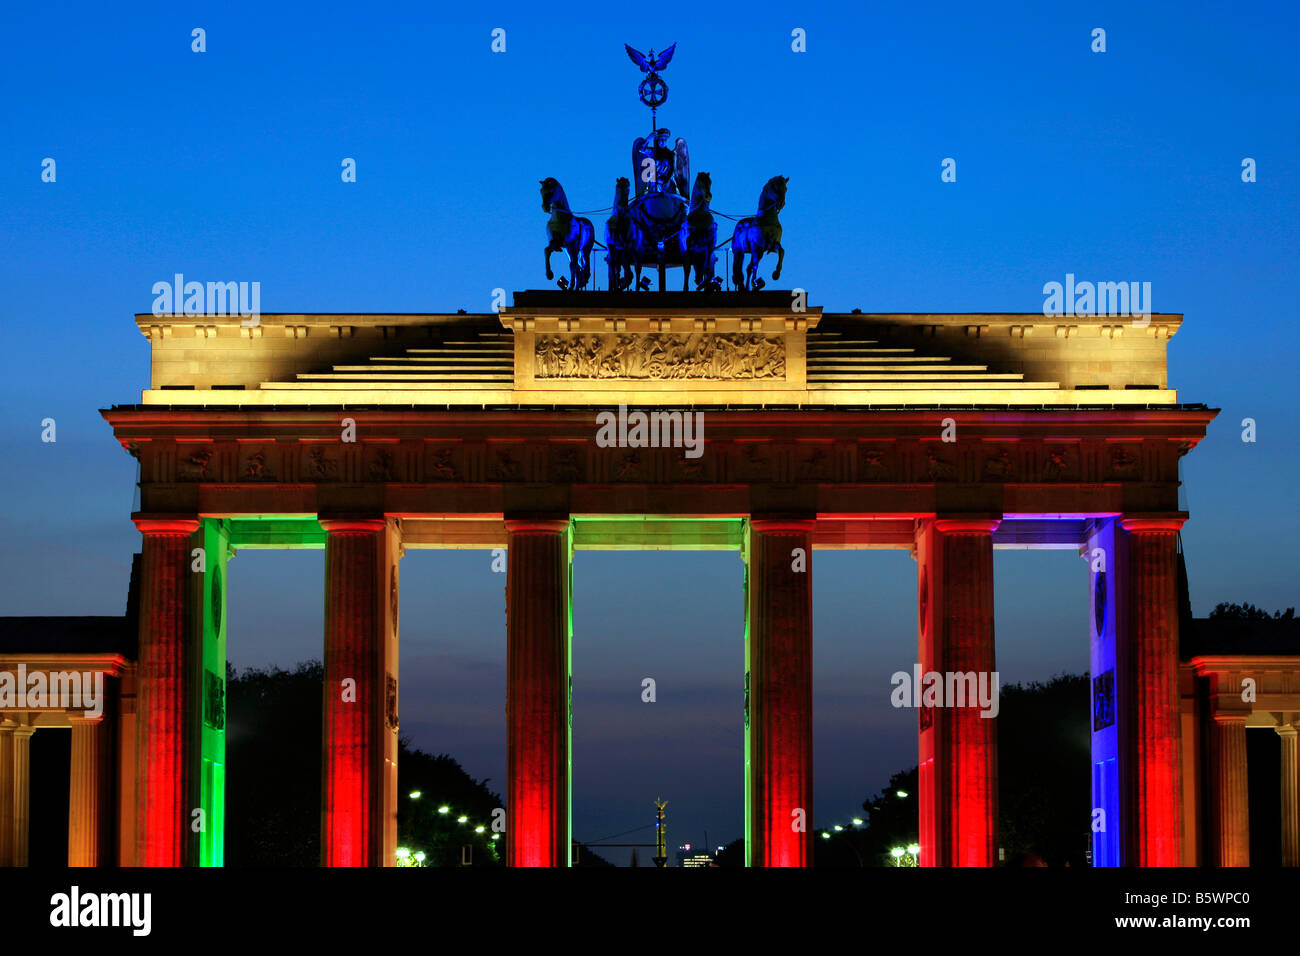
1211, 714, 1250, 866
134, 517, 200, 867
321, 518, 401, 867
746, 518, 814, 867
506, 518, 571, 867
1117, 516, 1185, 867
68, 717, 107, 867
914, 518, 1000, 867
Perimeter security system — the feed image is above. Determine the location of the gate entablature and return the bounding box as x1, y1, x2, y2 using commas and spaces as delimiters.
102, 404, 1214, 525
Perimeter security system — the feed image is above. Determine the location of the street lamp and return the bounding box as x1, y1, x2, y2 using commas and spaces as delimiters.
408, 790, 421, 800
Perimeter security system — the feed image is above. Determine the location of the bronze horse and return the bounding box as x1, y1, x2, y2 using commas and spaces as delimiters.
605, 177, 639, 291
679, 172, 718, 291
732, 176, 787, 291
540, 177, 595, 291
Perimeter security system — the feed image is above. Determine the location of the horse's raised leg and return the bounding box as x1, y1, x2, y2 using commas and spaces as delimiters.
545, 245, 555, 281
772, 243, 784, 282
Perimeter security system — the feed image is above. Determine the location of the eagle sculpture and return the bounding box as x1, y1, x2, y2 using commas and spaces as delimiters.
624, 43, 676, 73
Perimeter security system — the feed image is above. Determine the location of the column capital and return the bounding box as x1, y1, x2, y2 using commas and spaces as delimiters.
504, 517, 571, 534
1119, 514, 1187, 534
133, 515, 200, 535
319, 516, 387, 534
932, 516, 1001, 535
748, 516, 816, 534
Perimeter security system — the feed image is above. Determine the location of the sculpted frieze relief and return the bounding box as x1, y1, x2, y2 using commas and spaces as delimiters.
534, 333, 786, 380
140, 437, 1175, 486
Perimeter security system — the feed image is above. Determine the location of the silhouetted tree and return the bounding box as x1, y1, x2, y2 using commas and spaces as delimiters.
226, 659, 558, 867
398, 745, 505, 866
713, 838, 744, 867
225, 660, 322, 866
1209, 602, 1295, 621
853, 767, 920, 866
997, 674, 1090, 866
841, 674, 1091, 867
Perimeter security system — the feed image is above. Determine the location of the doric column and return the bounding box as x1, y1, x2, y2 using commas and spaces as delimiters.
0, 723, 12, 866
115, 665, 138, 866
68, 718, 106, 867
134, 516, 201, 867
1211, 715, 1250, 866
11, 724, 34, 867
1279, 721, 1299, 868
190, 518, 231, 867
320, 517, 401, 867
505, 518, 572, 867
744, 518, 814, 867
914, 518, 1000, 867
1117, 516, 1185, 867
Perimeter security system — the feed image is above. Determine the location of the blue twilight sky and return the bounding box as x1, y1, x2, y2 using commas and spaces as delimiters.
1, 1, 1297, 861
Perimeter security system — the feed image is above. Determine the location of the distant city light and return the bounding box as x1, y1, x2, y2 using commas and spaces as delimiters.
408, 791, 421, 800
438, 806, 450, 814
851, 818, 864, 826
457, 815, 468, 824
896, 790, 909, 798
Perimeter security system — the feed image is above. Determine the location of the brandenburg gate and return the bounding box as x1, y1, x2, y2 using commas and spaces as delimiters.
86, 291, 1223, 866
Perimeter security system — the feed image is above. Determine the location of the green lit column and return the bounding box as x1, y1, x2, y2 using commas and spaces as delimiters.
187, 518, 231, 867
